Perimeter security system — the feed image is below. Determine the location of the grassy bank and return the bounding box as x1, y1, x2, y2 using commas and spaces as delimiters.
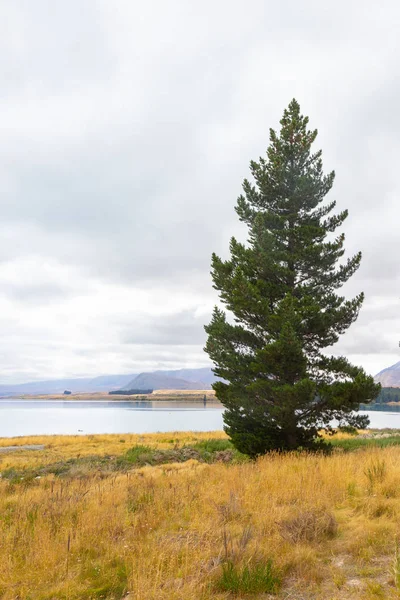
2, 431, 400, 598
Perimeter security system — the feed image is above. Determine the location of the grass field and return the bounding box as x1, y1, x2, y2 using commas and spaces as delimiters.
2, 430, 400, 598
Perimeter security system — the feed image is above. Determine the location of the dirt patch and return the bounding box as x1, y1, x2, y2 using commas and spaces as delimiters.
0, 444, 44, 454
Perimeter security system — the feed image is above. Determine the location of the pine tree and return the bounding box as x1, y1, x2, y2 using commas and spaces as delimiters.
204, 99, 380, 456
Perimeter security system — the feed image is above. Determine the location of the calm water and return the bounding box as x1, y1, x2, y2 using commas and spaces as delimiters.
0, 400, 397, 437
0, 400, 224, 437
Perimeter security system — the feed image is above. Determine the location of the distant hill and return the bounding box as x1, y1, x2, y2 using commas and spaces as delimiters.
121, 371, 211, 391
0, 367, 219, 396
374, 361, 400, 387
152, 367, 217, 386
0, 373, 136, 396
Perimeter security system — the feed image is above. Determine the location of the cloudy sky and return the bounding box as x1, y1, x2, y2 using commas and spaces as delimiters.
0, 0, 399, 383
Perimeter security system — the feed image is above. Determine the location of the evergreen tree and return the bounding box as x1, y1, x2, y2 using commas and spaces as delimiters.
204, 99, 380, 456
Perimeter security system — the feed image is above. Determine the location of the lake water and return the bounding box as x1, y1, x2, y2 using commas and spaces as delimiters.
0, 400, 398, 438
0, 400, 224, 437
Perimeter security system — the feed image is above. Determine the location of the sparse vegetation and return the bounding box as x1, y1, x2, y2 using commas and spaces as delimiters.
109, 388, 153, 395
1, 430, 400, 598
330, 432, 400, 452
217, 559, 281, 594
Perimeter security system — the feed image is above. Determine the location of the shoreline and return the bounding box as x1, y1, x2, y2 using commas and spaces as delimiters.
0, 389, 219, 402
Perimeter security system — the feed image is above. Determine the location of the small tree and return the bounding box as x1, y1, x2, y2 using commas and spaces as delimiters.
205, 100, 380, 456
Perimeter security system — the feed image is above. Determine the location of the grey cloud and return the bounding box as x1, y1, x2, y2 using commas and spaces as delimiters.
0, 281, 72, 304
4, 0, 397, 287
332, 328, 397, 356
1, 1, 400, 380
121, 310, 208, 346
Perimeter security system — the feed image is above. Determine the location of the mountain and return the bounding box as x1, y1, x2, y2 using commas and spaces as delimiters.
87, 375, 137, 390
122, 372, 211, 391
0, 374, 136, 396
152, 367, 217, 386
121, 367, 220, 391
0, 367, 218, 395
374, 362, 400, 387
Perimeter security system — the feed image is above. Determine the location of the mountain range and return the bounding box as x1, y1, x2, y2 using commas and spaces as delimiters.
121, 368, 215, 392
4, 360, 396, 396
0, 367, 217, 396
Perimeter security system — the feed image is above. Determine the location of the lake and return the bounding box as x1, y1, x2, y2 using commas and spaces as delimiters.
0, 400, 224, 437
0, 400, 398, 437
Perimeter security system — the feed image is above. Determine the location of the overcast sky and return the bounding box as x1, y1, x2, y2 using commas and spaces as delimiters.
0, 0, 399, 383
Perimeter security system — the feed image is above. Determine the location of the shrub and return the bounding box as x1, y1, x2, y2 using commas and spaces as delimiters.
364, 459, 387, 488
121, 445, 156, 465
190, 439, 233, 453
279, 507, 337, 543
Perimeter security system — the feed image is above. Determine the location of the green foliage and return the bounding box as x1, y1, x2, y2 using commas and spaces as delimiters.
217, 560, 280, 594
205, 99, 380, 456
122, 444, 155, 464
374, 387, 400, 404
189, 438, 246, 463
331, 434, 400, 452
190, 438, 232, 452
78, 556, 128, 599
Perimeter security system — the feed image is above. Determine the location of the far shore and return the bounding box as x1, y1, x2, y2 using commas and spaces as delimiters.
0, 389, 221, 403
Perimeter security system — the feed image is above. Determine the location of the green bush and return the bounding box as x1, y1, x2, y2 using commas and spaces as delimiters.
121, 445, 156, 465
190, 439, 233, 453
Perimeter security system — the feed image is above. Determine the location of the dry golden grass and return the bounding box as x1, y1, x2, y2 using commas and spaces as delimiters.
0, 431, 227, 472
2, 432, 400, 598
